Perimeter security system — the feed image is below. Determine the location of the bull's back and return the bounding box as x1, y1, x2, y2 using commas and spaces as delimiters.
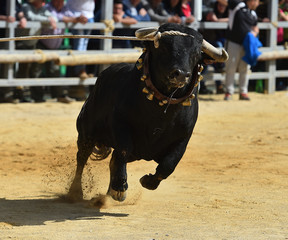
93, 63, 135, 100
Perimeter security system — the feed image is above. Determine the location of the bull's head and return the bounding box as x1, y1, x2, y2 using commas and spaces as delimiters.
135, 23, 228, 101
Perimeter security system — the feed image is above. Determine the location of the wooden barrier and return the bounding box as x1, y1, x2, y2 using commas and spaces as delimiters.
56, 52, 141, 66
0, 51, 59, 64
1, 50, 288, 65
0, 51, 142, 65
258, 50, 288, 61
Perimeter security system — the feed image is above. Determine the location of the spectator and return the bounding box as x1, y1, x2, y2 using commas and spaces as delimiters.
123, 0, 151, 21
66, 0, 94, 79
255, 0, 269, 23
0, 0, 27, 103
113, 0, 138, 48
280, 0, 288, 42
17, 0, 57, 103
206, 0, 228, 22
141, 0, 181, 24
224, 0, 260, 101
122, 0, 150, 48
163, 0, 181, 15
30, 0, 87, 103
114, 0, 138, 24
0, 0, 27, 29
275, 0, 288, 90
65, 0, 95, 100
203, 0, 228, 94
255, 0, 269, 47
86, 0, 102, 79
180, 0, 195, 25
163, 0, 194, 25
278, 0, 288, 44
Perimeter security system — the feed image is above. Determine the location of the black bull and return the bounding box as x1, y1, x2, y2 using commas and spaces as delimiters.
68, 23, 228, 202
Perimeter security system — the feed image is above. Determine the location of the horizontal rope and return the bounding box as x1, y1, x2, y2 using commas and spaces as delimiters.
0, 34, 153, 42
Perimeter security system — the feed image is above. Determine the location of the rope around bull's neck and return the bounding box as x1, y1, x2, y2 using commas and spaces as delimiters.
0, 30, 193, 44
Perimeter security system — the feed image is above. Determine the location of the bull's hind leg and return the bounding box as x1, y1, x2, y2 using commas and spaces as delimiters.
68, 137, 94, 201
107, 150, 128, 202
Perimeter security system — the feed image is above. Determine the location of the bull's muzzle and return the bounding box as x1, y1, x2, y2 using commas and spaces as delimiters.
168, 69, 192, 88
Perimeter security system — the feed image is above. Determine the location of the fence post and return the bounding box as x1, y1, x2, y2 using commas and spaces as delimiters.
99, 0, 113, 72
5, 0, 15, 83
100, 0, 113, 51
266, 0, 278, 94
193, 0, 202, 22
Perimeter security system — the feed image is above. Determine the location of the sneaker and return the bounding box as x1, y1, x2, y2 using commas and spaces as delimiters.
239, 93, 250, 101
224, 92, 232, 101
216, 84, 225, 94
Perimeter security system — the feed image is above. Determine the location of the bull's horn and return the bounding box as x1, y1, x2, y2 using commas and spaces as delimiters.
202, 39, 229, 62
135, 27, 158, 40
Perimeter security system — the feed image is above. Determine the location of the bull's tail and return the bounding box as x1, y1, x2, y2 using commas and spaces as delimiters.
90, 144, 111, 161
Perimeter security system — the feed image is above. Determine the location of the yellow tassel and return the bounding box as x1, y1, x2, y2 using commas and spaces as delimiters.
142, 87, 149, 94
199, 65, 204, 72
141, 75, 147, 81
146, 92, 154, 101
182, 99, 192, 106
159, 99, 168, 106
136, 62, 143, 70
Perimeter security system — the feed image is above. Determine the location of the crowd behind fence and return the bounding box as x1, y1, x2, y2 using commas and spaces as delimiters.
0, 0, 287, 95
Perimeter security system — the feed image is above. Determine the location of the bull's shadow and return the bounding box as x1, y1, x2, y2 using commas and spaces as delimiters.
0, 197, 128, 226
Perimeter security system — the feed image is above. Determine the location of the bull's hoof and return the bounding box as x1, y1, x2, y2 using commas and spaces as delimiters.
140, 174, 161, 190
65, 188, 84, 203
107, 188, 127, 202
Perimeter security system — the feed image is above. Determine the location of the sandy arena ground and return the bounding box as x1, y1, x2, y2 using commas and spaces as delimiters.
0, 91, 287, 240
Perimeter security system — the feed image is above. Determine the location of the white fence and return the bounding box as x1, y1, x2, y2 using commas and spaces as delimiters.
0, 0, 286, 93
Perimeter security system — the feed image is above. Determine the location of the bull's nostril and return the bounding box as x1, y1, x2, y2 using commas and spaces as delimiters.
186, 72, 192, 78
169, 69, 179, 79
169, 69, 184, 79
174, 69, 181, 77
169, 69, 191, 80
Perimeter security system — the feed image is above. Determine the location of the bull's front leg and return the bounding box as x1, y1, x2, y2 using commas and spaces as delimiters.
107, 150, 128, 202
140, 140, 188, 190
